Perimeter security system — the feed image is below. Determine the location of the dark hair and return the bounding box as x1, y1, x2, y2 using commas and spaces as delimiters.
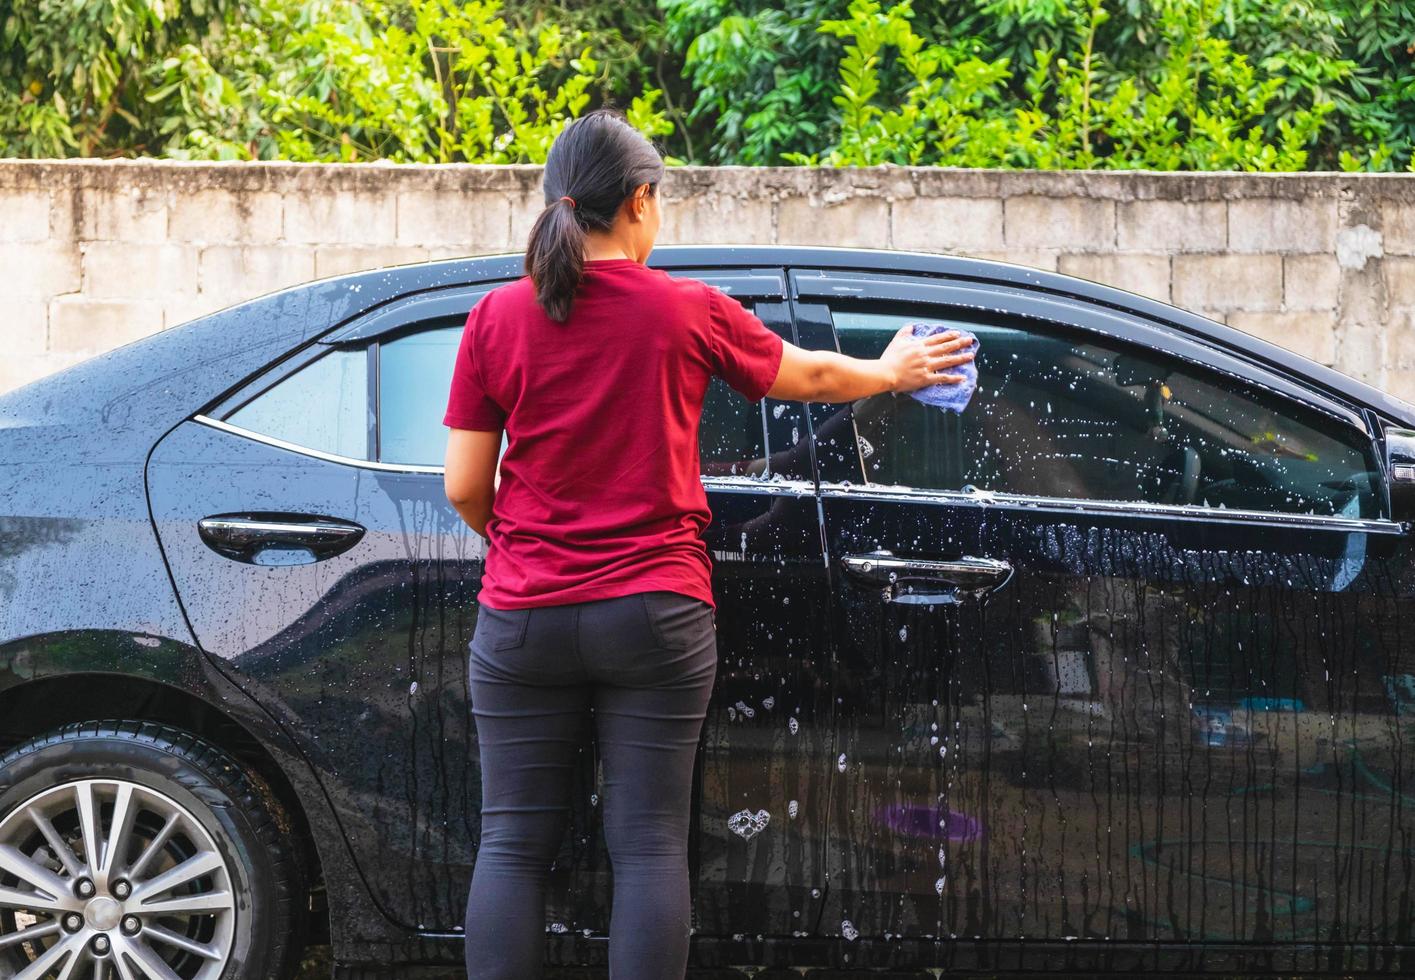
524, 107, 665, 322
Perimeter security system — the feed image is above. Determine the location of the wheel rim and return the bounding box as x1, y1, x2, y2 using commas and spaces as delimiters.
0, 779, 236, 980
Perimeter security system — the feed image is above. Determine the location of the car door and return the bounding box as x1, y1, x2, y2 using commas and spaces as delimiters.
792, 268, 1415, 954
147, 269, 836, 939
147, 283, 502, 933
628, 269, 836, 941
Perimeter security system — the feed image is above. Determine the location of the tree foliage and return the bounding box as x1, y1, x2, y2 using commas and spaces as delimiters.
0, 0, 675, 162
1, 0, 1412, 170
666, 0, 1415, 169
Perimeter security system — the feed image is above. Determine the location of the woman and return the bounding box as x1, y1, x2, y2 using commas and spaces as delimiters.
442, 107, 974, 980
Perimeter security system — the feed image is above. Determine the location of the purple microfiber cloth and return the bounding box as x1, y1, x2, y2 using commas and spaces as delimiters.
905, 321, 978, 413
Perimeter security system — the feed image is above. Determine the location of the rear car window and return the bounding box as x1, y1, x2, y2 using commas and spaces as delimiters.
225, 347, 369, 461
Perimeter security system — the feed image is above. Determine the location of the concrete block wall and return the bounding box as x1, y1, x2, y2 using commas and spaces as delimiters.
2, 159, 1414, 403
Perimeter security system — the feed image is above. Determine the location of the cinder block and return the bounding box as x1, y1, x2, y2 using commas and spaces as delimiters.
4, 299, 48, 356
1172, 253, 1282, 312
965, 249, 1060, 272
48, 297, 165, 354
1003, 195, 1114, 250
1334, 324, 1388, 387
82, 242, 198, 299
777, 196, 888, 248
1384, 256, 1415, 310
284, 191, 397, 245
1386, 368, 1415, 404
79, 185, 168, 241
1227, 310, 1337, 365
2, 242, 80, 296
198, 245, 316, 302
508, 189, 549, 248
0, 351, 91, 397
169, 190, 282, 244
165, 293, 236, 329
0, 191, 54, 242
47, 187, 78, 242
892, 197, 1003, 252
660, 193, 776, 246
1058, 253, 1170, 303
1283, 254, 1341, 310
313, 245, 430, 279
1382, 201, 1415, 256
1116, 200, 1225, 252
397, 190, 512, 249
1387, 308, 1415, 368
425, 246, 492, 263
1228, 198, 1337, 253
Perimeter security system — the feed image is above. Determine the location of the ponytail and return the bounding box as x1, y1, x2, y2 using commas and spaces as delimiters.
525, 197, 586, 323
524, 108, 665, 323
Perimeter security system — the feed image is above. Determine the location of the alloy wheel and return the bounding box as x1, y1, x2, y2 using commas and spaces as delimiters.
0, 779, 235, 980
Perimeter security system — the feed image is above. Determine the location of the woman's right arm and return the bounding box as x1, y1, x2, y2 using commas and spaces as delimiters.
765, 325, 975, 403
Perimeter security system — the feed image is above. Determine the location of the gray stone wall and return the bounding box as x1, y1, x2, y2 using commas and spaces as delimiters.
3, 158, 1414, 402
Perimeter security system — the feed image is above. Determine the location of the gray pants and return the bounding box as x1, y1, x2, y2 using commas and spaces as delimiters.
464, 589, 718, 979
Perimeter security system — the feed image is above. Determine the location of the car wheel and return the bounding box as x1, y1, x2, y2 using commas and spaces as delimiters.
0, 720, 307, 979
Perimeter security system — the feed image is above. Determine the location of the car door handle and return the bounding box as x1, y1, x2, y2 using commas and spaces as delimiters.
842, 550, 1012, 595
197, 513, 365, 565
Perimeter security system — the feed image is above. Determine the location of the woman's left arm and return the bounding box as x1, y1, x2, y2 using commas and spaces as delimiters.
444, 427, 503, 537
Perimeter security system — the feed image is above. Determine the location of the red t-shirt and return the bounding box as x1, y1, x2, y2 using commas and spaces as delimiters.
442, 258, 785, 611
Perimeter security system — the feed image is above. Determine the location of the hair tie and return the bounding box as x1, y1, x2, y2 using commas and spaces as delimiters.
558, 195, 577, 209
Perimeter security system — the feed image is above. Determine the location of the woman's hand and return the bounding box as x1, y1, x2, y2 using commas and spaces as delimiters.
767, 329, 976, 404
879, 326, 975, 393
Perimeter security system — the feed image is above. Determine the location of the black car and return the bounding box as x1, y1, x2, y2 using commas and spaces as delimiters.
2, 244, 1414, 979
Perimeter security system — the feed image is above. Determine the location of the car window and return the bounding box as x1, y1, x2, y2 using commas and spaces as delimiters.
699, 302, 810, 481
224, 347, 369, 460
823, 307, 1383, 519
379, 324, 462, 466
242, 300, 808, 477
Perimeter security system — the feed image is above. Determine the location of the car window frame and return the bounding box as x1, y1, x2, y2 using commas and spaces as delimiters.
791, 267, 1397, 529
194, 271, 812, 485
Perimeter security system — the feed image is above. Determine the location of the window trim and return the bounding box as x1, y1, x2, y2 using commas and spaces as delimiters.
798, 272, 1391, 525
792, 269, 1369, 430
192, 412, 821, 501
193, 414, 441, 473
317, 284, 502, 345
815, 482, 1406, 534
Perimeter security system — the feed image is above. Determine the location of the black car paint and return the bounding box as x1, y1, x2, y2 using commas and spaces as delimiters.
1, 245, 1413, 974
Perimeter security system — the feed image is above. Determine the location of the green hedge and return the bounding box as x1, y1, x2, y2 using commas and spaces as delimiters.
3, 0, 1412, 170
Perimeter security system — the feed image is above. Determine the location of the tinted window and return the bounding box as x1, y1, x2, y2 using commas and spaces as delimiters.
225, 301, 807, 476
700, 375, 765, 475
826, 308, 1382, 519
380, 325, 460, 466
700, 378, 812, 481
225, 348, 369, 460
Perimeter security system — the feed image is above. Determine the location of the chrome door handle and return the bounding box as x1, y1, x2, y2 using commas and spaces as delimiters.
842, 549, 1012, 595
198, 513, 365, 565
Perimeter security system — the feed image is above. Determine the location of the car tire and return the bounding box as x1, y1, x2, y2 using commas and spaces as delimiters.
0, 719, 307, 980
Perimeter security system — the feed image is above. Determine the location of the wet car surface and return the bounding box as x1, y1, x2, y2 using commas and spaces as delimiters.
2, 244, 1414, 977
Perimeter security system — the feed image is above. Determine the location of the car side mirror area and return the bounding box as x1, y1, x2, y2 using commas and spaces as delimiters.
1387, 427, 1415, 525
